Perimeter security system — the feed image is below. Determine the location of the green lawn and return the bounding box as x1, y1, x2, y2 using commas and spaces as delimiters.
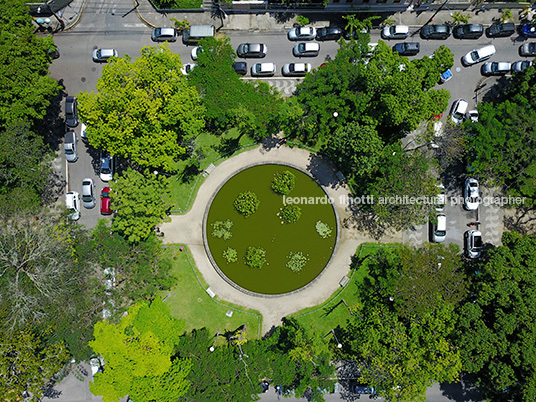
291, 243, 401, 337
167, 129, 257, 214
159, 245, 262, 340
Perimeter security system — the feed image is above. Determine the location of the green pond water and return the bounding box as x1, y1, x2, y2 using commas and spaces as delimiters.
206, 164, 337, 295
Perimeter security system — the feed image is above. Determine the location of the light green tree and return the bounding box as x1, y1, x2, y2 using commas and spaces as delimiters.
78, 45, 205, 172
90, 299, 191, 402
110, 168, 173, 243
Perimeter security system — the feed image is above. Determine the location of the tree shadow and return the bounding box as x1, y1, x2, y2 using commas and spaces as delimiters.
42, 170, 66, 206
306, 153, 340, 189
481, 76, 511, 104
504, 206, 536, 235
342, 206, 391, 240
216, 136, 241, 157
39, 80, 67, 152
178, 158, 200, 184
439, 373, 485, 402
269, 11, 295, 24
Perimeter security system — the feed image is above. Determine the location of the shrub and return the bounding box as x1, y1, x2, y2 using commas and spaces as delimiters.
223, 247, 238, 263
278, 204, 302, 224
244, 246, 267, 269
286, 251, 308, 272
315, 221, 332, 238
211, 220, 233, 240
234, 191, 260, 218
152, 0, 202, 9
271, 170, 296, 195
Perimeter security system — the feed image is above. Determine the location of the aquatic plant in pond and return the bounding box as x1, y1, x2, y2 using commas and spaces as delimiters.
211, 219, 234, 240
315, 221, 332, 239
244, 246, 267, 269
223, 247, 238, 263
286, 251, 308, 272
279, 204, 302, 224
271, 170, 296, 195
234, 191, 260, 218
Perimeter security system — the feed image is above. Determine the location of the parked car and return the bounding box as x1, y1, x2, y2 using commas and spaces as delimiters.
65, 96, 79, 128
521, 23, 536, 37
292, 42, 320, 57
100, 153, 114, 182
432, 214, 447, 243
82, 178, 96, 209
381, 25, 409, 39
440, 69, 452, 83
92, 48, 118, 63
316, 26, 342, 41
464, 178, 480, 210
450, 99, 468, 124
465, 230, 482, 258
511, 60, 534, 73
100, 187, 112, 215
288, 26, 316, 41
232, 61, 248, 75
519, 42, 536, 56
64, 131, 78, 162
80, 122, 89, 144
191, 46, 202, 60
392, 42, 420, 56
354, 385, 375, 395
420, 24, 451, 39
251, 62, 276, 77
180, 63, 196, 75
282, 62, 312, 76
65, 191, 80, 221
468, 109, 479, 123
436, 184, 446, 212
453, 24, 484, 39
486, 22, 516, 38
151, 27, 177, 42
462, 45, 496, 66
236, 43, 267, 58
481, 61, 511, 76
343, 27, 370, 40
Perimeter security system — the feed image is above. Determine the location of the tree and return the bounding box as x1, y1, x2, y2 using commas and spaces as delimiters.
0, 327, 70, 401
455, 231, 536, 401
78, 45, 205, 172
110, 168, 173, 243
90, 299, 191, 402
0, 0, 60, 126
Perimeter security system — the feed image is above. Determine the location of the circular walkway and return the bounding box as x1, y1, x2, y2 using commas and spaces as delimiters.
161, 143, 402, 333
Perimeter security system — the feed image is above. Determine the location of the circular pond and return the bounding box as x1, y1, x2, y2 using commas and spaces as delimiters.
205, 164, 337, 296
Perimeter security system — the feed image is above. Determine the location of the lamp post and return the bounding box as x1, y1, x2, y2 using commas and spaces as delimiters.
209, 330, 220, 352
331, 329, 342, 349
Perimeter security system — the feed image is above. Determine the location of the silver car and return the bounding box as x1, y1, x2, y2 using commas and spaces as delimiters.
282, 62, 311, 77
151, 27, 177, 42
292, 42, 320, 57
464, 178, 480, 211
481, 61, 511, 76
288, 26, 316, 41
251, 62, 276, 77
92, 48, 118, 63
465, 230, 482, 259
511, 60, 534, 73
82, 178, 96, 209
64, 131, 78, 163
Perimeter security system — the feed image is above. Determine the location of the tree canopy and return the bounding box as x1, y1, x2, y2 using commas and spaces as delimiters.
78, 45, 205, 172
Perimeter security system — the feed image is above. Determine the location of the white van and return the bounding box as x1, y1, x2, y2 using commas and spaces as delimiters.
462, 44, 496, 66
182, 25, 215, 45
433, 214, 447, 243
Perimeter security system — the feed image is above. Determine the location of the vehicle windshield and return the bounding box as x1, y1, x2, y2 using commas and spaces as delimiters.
474, 236, 483, 249
65, 149, 73, 155
435, 230, 446, 236
470, 51, 479, 61
83, 195, 92, 202
453, 111, 464, 120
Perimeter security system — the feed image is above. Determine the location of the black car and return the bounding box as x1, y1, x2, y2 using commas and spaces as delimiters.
486, 22, 516, 38
65, 96, 79, 128
453, 24, 484, 39
316, 26, 342, 41
392, 42, 420, 56
236, 43, 267, 58
232, 61, 248, 75
420, 24, 451, 40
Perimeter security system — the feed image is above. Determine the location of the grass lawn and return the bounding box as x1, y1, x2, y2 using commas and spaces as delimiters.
166, 129, 257, 214
159, 245, 263, 340
290, 243, 402, 337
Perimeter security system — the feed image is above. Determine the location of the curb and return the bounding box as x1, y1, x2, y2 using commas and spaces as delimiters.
64, 0, 86, 30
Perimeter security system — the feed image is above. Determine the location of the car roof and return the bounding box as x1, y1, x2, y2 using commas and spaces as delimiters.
292, 63, 307, 70
299, 27, 314, 34
248, 43, 263, 51
456, 99, 469, 113
395, 25, 409, 33
157, 27, 175, 35
304, 42, 320, 50
99, 49, 116, 57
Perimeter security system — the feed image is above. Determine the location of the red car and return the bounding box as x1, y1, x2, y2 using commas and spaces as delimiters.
100, 187, 112, 215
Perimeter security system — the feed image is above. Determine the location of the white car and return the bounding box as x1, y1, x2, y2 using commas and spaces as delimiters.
251, 62, 276, 77
82, 178, 96, 209
292, 42, 320, 57
465, 230, 482, 259
432, 214, 447, 243
511, 60, 534, 73
464, 178, 480, 210
80, 123, 88, 144
100, 153, 114, 182
435, 184, 446, 212
191, 46, 202, 60
381, 25, 409, 39
468, 110, 479, 123
180, 63, 197, 75
92, 48, 118, 63
450, 99, 468, 125
65, 191, 80, 221
481, 61, 511, 76
462, 44, 496, 66
64, 131, 78, 163
282, 62, 312, 77
288, 26, 316, 41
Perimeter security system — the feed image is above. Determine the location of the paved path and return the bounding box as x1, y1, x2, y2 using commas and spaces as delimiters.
161, 143, 402, 334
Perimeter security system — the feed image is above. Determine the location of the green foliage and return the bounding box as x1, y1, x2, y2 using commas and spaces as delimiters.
110, 168, 173, 243
315, 221, 332, 238
271, 170, 296, 195
279, 204, 302, 224
170, 17, 190, 29
223, 247, 238, 263
450, 12, 471, 25
286, 251, 308, 272
211, 219, 234, 240
342, 15, 379, 36
78, 45, 205, 172
244, 246, 266, 269
153, 0, 202, 8
296, 16, 309, 26
234, 191, 260, 218
456, 231, 536, 402
0, 327, 70, 401
500, 8, 513, 22
90, 299, 191, 402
